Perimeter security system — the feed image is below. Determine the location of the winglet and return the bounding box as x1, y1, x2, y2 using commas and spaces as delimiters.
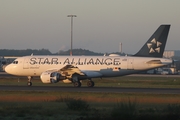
133, 25, 170, 58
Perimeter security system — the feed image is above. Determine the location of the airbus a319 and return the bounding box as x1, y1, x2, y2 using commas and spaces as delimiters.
5, 25, 172, 87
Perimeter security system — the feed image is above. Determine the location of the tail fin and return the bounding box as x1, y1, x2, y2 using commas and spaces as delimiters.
134, 25, 170, 58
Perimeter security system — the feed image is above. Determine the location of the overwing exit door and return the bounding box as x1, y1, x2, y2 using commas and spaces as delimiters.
127, 59, 134, 69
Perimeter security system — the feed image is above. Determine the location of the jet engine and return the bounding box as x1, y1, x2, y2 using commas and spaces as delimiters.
40, 71, 66, 83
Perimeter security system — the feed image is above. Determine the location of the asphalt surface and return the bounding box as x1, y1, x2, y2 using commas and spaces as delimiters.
0, 85, 179, 94
1, 71, 180, 77
0, 72, 180, 94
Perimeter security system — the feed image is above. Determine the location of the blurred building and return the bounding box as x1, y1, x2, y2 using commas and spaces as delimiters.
163, 50, 180, 58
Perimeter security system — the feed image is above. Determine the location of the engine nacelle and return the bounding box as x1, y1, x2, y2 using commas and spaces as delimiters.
40, 71, 65, 84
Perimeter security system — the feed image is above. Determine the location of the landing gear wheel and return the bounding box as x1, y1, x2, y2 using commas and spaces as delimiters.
87, 81, 94, 87
74, 81, 81, 87
27, 82, 32, 86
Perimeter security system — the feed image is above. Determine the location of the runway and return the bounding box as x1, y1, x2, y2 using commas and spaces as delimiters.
1, 71, 180, 78
0, 72, 180, 94
0, 85, 180, 94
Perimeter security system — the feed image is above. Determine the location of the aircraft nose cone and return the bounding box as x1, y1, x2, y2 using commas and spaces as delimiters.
5, 65, 13, 74
5, 65, 12, 74
5, 64, 20, 76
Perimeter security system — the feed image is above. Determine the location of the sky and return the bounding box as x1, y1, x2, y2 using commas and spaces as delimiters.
0, 0, 180, 54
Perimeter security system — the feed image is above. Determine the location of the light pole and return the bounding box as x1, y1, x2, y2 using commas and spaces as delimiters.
67, 15, 77, 56
119, 42, 122, 54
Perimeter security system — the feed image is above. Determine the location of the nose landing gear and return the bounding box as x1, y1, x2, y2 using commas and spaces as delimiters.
27, 76, 32, 86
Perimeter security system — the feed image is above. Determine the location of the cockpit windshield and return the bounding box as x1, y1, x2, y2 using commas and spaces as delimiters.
12, 61, 18, 64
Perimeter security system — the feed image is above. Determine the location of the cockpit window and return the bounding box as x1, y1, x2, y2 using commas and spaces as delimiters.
12, 61, 18, 64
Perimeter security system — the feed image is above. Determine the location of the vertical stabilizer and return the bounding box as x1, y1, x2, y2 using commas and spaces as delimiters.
134, 25, 170, 58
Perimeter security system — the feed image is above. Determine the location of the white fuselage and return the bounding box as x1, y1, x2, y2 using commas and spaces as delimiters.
5, 55, 172, 78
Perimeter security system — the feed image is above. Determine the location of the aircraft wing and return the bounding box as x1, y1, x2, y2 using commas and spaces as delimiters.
58, 65, 85, 77
40, 65, 86, 84
44, 64, 102, 79
58, 65, 102, 78
40, 64, 102, 86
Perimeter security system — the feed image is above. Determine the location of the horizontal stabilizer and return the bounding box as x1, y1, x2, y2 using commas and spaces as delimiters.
146, 60, 161, 64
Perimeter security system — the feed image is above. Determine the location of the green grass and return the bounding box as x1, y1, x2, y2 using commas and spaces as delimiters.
0, 91, 180, 104
0, 90, 179, 119
0, 96, 180, 120
0, 75, 180, 119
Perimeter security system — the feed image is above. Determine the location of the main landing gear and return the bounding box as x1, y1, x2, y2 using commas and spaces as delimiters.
72, 75, 81, 87
87, 80, 94, 87
73, 81, 81, 87
27, 76, 32, 86
73, 80, 95, 87
72, 75, 95, 87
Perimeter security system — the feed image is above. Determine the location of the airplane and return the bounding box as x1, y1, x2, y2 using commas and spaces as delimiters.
5, 25, 172, 87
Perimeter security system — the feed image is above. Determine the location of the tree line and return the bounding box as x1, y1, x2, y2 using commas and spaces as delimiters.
0, 48, 107, 56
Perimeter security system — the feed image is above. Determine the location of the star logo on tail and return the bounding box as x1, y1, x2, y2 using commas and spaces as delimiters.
147, 38, 162, 54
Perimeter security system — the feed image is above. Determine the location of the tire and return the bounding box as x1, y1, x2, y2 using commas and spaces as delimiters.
87, 81, 94, 87
27, 82, 32, 86
74, 81, 81, 87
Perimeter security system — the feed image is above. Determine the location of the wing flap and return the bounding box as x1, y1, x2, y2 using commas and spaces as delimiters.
58, 65, 85, 76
